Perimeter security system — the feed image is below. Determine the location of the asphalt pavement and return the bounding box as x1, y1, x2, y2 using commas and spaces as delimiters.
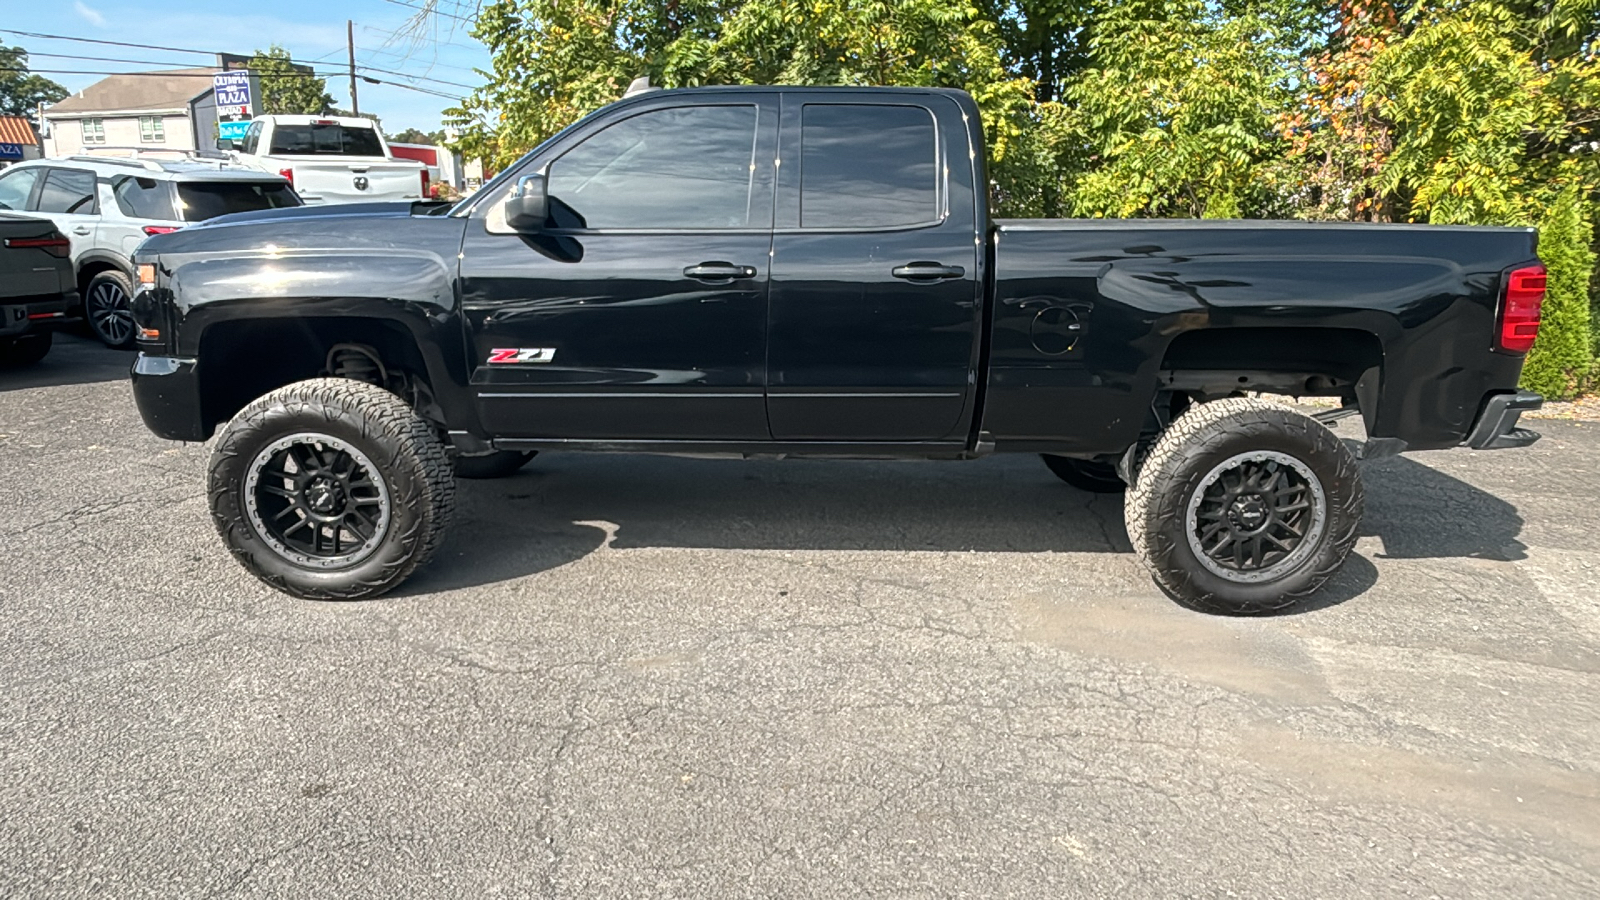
3, 333, 1598, 898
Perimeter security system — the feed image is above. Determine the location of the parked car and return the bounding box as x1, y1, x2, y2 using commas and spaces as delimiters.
129, 86, 1546, 613
225, 115, 429, 205
0, 156, 299, 348
0, 212, 74, 366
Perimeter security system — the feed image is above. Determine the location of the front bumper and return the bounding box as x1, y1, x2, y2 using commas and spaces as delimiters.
1464, 390, 1543, 450
131, 353, 211, 442
0, 292, 75, 338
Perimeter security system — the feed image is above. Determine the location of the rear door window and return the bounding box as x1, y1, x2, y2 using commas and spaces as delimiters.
35, 168, 99, 215
799, 104, 938, 229
175, 182, 302, 221
268, 123, 386, 156
0, 166, 41, 211
112, 176, 177, 220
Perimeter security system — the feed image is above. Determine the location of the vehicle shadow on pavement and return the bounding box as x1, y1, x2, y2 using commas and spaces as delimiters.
399, 454, 1137, 596
0, 330, 131, 393
1359, 454, 1528, 561
393, 451, 1459, 613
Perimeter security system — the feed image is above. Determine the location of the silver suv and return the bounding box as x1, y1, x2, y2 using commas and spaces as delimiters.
0, 155, 299, 347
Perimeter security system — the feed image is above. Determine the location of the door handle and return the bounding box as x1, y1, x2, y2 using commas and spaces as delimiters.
72, 227, 92, 236
892, 262, 965, 281
683, 262, 757, 282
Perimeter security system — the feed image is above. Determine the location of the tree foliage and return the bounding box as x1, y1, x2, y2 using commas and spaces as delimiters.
248, 46, 335, 116
443, 0, 1600, 397
0, 46, 68, 125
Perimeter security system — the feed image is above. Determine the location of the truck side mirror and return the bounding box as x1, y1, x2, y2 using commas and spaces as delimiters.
503, 174, 548, 232
218, 139, 236, 151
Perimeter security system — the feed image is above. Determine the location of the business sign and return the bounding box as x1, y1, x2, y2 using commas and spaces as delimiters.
212, 71, 258, 147
0, 142, 23, 160
213, 71, 252, 108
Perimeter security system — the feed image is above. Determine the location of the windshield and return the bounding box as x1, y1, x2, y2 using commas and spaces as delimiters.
176, 182, 303, 221
268, 123, 386, 156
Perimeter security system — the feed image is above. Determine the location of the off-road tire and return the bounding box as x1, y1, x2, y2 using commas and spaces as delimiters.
1041, 455, 1125, 493
1124, 397, 1363, 615
208, 378, 455, 600
85, 269, 137, 349
0, 332, 51, 367
454, 449, 537, 479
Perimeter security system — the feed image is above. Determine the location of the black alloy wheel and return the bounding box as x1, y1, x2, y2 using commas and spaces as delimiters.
1186, 450, 1325, 582
85, 270, 136, 348
245, 433, 391, 569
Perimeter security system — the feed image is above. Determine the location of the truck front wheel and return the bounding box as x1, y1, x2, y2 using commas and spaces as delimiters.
208, 378, 456, 600
1124, 397, 1363, 615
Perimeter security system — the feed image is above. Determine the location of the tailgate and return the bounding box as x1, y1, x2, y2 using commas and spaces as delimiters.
287, 160, 423, 204
0, 217, 72, 300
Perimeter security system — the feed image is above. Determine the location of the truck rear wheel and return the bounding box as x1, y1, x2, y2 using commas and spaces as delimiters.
0, 332, 51, 367
454, 450, 537, 479
1124, 397, 1362, 615
208, 378, 455, 600
1041, 455, 1125, 493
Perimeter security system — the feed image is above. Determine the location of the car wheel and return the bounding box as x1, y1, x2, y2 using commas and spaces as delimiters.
208, 378, 456, 600
454, 450, 537, 479
1124, 397, 1363, 615
1041, 455, 1125, 493
0, 332, 52, 367
85, 269, 137, 349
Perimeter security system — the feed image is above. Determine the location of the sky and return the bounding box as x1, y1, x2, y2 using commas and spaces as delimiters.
5, 0, 492, 135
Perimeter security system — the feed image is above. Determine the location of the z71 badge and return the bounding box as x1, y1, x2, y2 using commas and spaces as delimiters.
487, 348, 557, 364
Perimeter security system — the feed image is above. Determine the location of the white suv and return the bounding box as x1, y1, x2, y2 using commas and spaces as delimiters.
0, 156, 299, 347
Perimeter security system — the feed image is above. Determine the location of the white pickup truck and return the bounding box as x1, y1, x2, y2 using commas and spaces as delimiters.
225, 115, 429, 205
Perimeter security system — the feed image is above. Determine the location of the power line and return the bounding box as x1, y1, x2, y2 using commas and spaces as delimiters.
1, 67, 465, 100
0, 28, 220, 59
1, 28, 477, 93
377, 0, 477, 24
26, 51, 216, 68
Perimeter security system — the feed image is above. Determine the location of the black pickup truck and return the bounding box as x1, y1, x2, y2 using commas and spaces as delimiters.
128, 86, 1547, 613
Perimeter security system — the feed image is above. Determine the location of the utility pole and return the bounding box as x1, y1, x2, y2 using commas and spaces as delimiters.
347, 19, 359, 117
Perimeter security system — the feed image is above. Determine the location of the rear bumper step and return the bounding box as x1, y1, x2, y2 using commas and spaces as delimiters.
1464, 390, 1543, 450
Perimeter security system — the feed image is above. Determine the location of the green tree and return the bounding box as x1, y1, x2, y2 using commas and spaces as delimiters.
390, 127, 447, 144
248, 45, 335, 115
0, 46, 68, 125
1521, 188, 1597, 397
1055, 0, 1296, 219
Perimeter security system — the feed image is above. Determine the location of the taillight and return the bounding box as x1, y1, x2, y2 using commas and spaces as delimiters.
278, 167, 295, 188
142, 225, 179, 236
3, 234, 71, 258
1497, 264, 1546, 354
420, 169, 430, 197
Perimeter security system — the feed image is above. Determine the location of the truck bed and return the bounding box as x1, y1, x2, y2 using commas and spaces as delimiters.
984, 219, 1539, 452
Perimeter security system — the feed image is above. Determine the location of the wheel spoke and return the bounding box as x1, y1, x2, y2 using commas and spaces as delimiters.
344, 512, 372, 541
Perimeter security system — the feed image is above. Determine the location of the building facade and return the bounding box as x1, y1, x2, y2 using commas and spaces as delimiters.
0, 116, 42, 168
41, 68, 220, 157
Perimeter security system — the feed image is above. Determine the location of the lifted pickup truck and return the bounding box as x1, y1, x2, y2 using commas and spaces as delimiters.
129, 86, 1546, 613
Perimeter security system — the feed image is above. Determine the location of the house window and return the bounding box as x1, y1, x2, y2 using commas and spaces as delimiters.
82, 118, 105, 144
139, 116, 165, 143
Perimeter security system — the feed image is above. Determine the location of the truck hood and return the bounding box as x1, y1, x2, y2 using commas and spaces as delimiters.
197, 200, 451, 228
138, 205, 467, 259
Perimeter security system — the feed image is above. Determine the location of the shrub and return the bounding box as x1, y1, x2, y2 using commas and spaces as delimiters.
1520, 188, 1596, 400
